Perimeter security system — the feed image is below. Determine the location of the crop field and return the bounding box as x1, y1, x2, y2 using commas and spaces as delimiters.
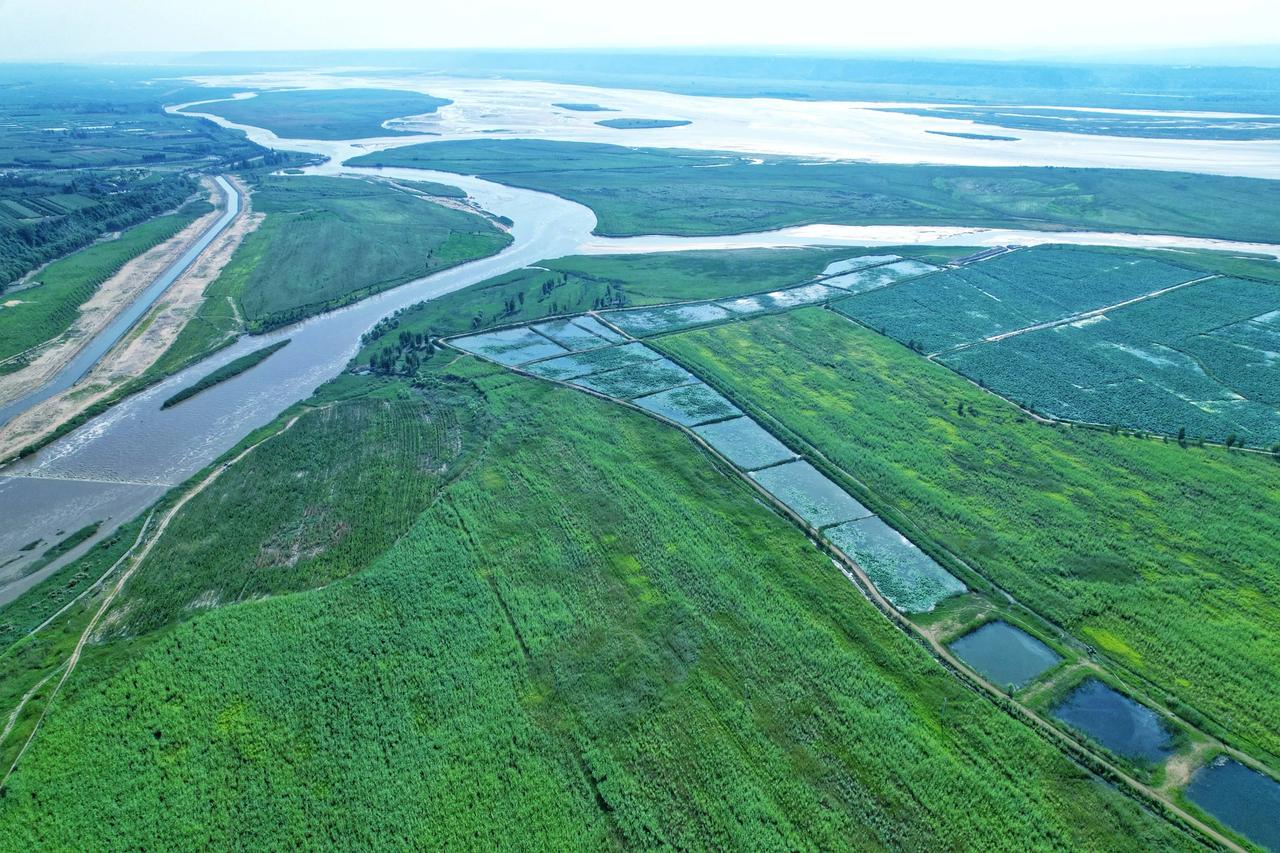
196, 88, 452, 139
0, 199, 210, 361
941, 276, 1280, 445
749, 460, 874, 529
349, 139, 1280, 243
0, 364, 1195, 849
825, 516, 966, 613
571, 357, 697, 398
656, 307, 1280, 760
523, 341, 662, 380
837, 246, 1200, 353
632, 383, 740, 426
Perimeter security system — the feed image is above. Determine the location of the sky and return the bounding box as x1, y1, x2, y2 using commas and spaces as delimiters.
2, 0, 1278, 61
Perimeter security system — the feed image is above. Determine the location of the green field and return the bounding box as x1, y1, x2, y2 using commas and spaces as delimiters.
348, 139, 1280, 242
196, 89, 452, 139
0, 197, 212, 362
656, 308, 1280, 762
154, 175, 510, 374
0, 364, 1194, 849
939, 276, 1280, 446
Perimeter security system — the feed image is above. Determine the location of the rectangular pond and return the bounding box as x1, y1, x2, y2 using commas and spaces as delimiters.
948, 620, 1060, 690
570, 357, 698, 399
451, 327, 568, 366
750, 460, 873, 529
1185, 757, 1280, 852
823, 259, 939, 294
523, 342, 661, 380
531, 319, 613, 352
570, 315, 628, 344
1050, 678, 1174, 764
600, 302, 732, 336
632, 383, 740, 426
716, 283, 840, 315
693, 417, 795, 471
825, 516, 966, 612
822, 254, 902, 276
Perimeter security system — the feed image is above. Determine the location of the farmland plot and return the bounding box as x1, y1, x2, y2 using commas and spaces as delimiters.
451, 327, 568, 365
942, 277, 1280, 444
825, 517, 965, 612
750, 461, 874, 529
839, 246, 1197, 352
633, 383, 741, 425
693, 417, 795, 470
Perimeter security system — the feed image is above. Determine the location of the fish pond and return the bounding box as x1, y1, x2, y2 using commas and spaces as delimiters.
570, 357, 697, 399
451, 326, 568, 365
523, 341, 661, 380
948, 620, 1060, 690
1184, 757, 1280, 852
632, 383, 740, 426
750, 460, 873, 529
826, 516, 966, 612
1050, 678, 1174, 764
693, 417, 795, 471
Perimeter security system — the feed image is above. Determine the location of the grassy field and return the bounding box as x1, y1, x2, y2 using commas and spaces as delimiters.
348, 139, 1280, 242
0, 363, 1194, 849
155, 175, 510, 374
657, 309, 1280, 763
0, 198, 212, 363
355, 246, 964, 369
197, 89, 451, 139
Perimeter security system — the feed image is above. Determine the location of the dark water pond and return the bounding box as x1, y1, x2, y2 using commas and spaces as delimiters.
948, 620, 1060, 690
1185, 757, 1280, 851
1050, 678, 1172, 763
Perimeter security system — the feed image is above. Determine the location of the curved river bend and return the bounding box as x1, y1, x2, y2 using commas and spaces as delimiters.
2, 99, 1278, 602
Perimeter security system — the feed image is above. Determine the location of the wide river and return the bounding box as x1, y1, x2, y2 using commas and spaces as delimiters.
1, 77, 1278, 602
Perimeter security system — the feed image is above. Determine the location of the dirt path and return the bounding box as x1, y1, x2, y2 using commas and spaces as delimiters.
0, 177, 262, 461
1, 411, 305, 786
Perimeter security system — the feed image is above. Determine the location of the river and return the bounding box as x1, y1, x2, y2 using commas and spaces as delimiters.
0, 177, 242, 430
1, 82, 1278, 603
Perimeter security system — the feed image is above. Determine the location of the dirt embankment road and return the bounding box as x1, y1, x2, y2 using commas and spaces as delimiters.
0, 177, 263, 460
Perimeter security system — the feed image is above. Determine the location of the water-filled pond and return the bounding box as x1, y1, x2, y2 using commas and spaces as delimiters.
1185, 757, 1280, 851
1050, 678, 1173, 763
948, 620, 1060, 690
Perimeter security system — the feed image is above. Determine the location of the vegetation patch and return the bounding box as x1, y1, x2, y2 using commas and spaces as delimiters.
161, 339, 290, 409
656, 307, 1280, 757
350, 138, 1280, 242
632, 382, 740, 426
197, 88, 452, 139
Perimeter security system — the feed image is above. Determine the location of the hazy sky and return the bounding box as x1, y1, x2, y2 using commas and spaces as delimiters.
2, 0, 1278, 60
